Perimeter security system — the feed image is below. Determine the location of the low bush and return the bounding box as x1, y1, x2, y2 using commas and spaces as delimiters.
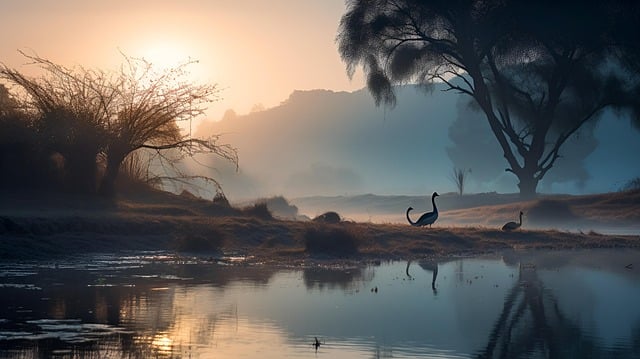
621, 177, 640, 192
527, 199, 578, 226
262, 196, 299, 219
213, 191, 231, 207
313, 211, 341, 224
304, 225, 359, 256
172, 227, 225, 253
242, 202, 273, 220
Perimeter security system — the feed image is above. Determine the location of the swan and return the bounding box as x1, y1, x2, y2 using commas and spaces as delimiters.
502, 211, 523, 231
406, 192, 439, 227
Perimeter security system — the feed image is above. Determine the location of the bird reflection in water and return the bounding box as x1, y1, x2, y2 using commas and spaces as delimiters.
406, 260, 438, 294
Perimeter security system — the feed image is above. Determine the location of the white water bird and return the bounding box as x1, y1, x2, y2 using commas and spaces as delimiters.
502, 211, 523, 231
406, 192, 439, 227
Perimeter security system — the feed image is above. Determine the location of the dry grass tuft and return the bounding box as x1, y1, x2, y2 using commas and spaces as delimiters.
213, 192, 231, 207
241, 202, 273, 220
304, 224, 359, 256
527, 199, 578, 225
171, 227, 225, 253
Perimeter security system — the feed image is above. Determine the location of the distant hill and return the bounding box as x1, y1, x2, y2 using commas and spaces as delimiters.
197, 85, 460, 200
195, 85, 640, 201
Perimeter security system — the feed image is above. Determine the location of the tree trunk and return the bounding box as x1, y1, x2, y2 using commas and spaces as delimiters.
64, 149, 99, 194
98, 149, 127, 198
517, 175, 539, 199
98, 161, 118, 198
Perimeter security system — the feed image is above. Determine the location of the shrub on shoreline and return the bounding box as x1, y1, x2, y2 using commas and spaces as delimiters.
313, 211, 341, 224
172, 227, 225, 253
242, 202, 273, 220
304, 224, 359, 256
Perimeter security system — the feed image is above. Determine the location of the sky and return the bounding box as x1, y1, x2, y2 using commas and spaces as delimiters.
2, 1, 638, 199
0, 0, 364, 121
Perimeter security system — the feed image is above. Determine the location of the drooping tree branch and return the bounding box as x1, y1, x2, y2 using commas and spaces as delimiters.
137, 137, 238, 169
338, 0, 640, 197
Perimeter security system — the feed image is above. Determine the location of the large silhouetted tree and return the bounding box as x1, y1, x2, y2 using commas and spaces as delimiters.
338, 0, 640, 197
447, 97, 598, 192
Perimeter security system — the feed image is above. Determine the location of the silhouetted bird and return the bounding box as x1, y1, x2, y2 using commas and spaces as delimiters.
502, 211, 523, 231
406, 192, 439, 227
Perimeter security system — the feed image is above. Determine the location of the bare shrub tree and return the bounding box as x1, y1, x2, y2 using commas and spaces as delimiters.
0, 84, 51, 188
99, 55, 237, 197
1, 51, 237, 197
449, 167, 471, 196
1, 53, 113, 192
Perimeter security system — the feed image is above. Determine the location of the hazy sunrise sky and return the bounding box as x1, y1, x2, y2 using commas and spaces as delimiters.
0, 0, 364, 120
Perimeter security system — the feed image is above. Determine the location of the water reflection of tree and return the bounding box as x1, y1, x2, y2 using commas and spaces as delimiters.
477, 264, 640, 358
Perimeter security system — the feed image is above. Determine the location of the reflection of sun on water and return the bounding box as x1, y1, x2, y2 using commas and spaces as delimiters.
150, 333, 173, 354
126, 286, 298, 358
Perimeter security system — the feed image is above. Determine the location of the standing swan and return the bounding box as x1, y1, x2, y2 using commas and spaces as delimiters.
406, 192, 439, 227
502, 211, 523, 231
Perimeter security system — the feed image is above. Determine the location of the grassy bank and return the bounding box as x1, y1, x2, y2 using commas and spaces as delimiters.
1, 189, 639, 262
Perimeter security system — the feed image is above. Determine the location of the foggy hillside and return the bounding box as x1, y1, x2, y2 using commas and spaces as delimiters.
195, 85, 640, 201
197, 85, 458, 200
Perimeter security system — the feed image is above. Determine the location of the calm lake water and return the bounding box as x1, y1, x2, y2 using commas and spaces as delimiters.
1, 249, 639, 358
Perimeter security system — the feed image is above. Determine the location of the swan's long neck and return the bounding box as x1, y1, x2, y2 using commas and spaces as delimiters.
431, 195, 438, 213
406, 208, 417, 226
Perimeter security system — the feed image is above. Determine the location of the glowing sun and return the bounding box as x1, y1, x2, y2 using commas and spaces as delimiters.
136, 39, 195, 71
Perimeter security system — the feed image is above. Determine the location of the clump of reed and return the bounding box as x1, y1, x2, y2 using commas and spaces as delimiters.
303, 224, 359, 256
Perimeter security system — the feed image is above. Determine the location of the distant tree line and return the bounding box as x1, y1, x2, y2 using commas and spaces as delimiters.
0, 52, 237, 197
